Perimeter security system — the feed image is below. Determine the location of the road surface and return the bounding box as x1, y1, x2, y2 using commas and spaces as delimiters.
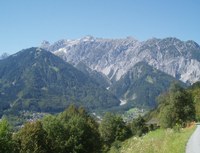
186, 125, 200, 153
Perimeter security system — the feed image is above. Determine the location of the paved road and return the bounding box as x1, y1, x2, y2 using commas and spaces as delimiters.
186, 125, 200, 153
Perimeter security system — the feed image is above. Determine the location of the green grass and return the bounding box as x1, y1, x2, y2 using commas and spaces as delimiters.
119, 127, 195, 153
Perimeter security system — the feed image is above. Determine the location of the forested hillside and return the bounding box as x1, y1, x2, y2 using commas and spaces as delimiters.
0, 48, 119, 116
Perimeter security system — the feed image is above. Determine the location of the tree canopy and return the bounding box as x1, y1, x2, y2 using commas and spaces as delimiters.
99, 112, 130, 152
158, 83, 195, 128
0, 118, 14, 153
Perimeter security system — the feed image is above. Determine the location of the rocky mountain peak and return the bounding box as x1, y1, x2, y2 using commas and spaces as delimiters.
40, 36, 200, 84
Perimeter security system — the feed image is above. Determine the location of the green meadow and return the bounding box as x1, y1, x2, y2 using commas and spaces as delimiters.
118, 126, 195, 153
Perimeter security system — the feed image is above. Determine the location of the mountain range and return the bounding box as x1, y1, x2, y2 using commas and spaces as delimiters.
41, 36, 200, 84
1, 36, 200, 116
40, 36, 200, 109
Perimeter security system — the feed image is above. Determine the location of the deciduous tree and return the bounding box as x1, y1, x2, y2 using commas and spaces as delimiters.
159, 83, 195, 128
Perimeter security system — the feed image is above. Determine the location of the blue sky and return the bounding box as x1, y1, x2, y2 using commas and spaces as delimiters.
0, 0, 200, 54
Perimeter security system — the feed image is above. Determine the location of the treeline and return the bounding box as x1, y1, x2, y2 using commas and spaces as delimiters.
0, 105, 149, 153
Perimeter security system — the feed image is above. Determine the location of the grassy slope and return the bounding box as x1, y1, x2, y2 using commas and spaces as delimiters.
119, 127, 195, 153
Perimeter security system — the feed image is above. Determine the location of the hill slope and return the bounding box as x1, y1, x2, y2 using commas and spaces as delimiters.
0, 48, 120, 116
110, 62, 183, 109
118, 127, 195, 153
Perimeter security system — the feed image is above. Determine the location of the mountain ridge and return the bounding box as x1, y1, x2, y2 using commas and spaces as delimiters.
41, 36, 200, 84
0, 47, 120, 116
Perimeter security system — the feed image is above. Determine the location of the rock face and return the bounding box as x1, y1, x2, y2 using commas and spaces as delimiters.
41, 36, 200, 84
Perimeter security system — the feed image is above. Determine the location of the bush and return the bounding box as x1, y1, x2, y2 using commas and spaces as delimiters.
131, 116, 148, 136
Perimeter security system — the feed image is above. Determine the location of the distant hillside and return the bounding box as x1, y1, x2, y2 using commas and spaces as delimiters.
110, 62, 184, 109
0, 48, 120, 116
